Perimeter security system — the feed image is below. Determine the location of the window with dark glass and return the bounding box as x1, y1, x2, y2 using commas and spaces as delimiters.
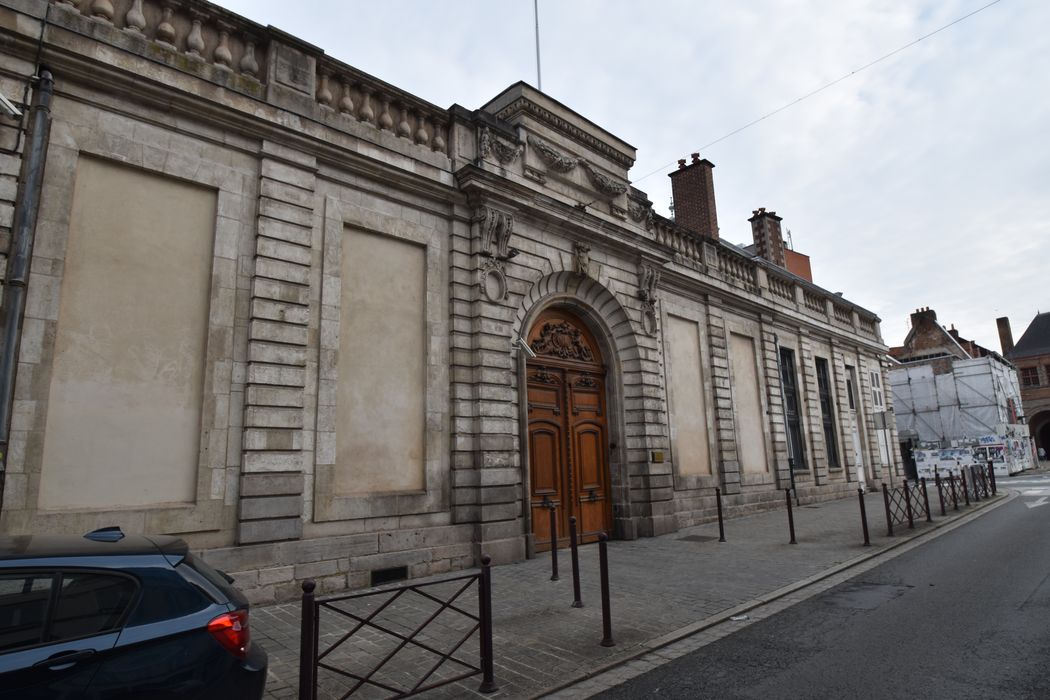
815, 358, 840, 469
48, 572, 136, 642
1021, 367, 1039, 387
845, 365, 856, 410
0, 573, 53, 652
779, 347, 807, 471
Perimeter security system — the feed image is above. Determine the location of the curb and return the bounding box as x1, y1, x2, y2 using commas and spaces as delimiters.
533, 489, 1015, 699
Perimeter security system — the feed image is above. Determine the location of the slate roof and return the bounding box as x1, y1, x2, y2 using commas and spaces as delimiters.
1008, 312, 1050, 359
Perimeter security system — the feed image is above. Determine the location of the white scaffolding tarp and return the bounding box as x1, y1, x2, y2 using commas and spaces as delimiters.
890, 357, 1031, 474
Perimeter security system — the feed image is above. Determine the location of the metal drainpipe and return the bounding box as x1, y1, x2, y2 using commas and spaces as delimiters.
0, 69, 54, 511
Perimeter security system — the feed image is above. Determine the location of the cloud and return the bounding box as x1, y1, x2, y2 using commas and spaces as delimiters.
222, 0, 1049, 351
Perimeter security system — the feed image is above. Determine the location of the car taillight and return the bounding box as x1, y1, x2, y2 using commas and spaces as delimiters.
207, 609, 250, 659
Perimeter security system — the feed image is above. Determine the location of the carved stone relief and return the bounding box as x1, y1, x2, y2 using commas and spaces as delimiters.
474, 205, 515, 303
527, 135, 578, 172
475, 205, 514, 258
480, 258, 508, 302
574, 243, 593, 279
580, 161, 628, 198
628, 200, 655, 230
637, 261, 662, 336
479, 126, 522, 165
530, 321, 595, 362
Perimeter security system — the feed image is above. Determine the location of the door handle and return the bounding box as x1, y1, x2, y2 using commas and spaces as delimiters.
34, 649, 96, 670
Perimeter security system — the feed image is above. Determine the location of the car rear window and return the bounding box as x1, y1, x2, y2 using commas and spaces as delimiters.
179, 553, 242, 605
49, 572, 136, 642
0, 573, 53, 652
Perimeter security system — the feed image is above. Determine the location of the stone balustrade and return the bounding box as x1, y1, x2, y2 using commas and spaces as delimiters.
313, 58, 449, 156
833, 304, 853, 325
651, 217, 704, 265
649, 216, 879, 341
55, 0, 267, 80
802, 289, 825, 313
716, 246, 759, 295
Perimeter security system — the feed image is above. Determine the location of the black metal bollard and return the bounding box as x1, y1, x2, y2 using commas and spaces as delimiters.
598, 533, 615, 647
569, 516, 583, 608
785, 488, 797, 544
478, 555, 497, 693
988, 460, 997, 495
715, 487, 726, 543
858, 488, 871, 546
921, 478, 932, 522
299, 580, 317, 700
935, 471, 946, 516
961, 469, 970, 506
949, 475, 959, 511
548, 503, 559, 582
882, 483, 893, 536
903, 481, 914, 529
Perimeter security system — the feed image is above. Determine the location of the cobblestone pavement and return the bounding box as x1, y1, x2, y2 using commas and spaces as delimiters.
252, 488, 1004, 699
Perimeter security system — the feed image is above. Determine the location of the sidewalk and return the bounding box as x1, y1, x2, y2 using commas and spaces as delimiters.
253, 487, 1002, 699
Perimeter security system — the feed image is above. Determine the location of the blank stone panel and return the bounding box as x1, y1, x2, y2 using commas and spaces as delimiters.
729, 332, 770, 474
38, 156, 216, 510
335, 227, 426, 495
666, 314, 711, 476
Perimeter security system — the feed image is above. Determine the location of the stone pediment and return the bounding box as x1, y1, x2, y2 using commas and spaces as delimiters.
481, 83, 636, 210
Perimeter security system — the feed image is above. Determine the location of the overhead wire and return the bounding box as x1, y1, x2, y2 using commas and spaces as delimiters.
631, 0, 1003, 185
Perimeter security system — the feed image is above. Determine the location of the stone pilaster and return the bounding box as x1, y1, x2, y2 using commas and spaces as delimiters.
623, 300, 674, 539
449, 202, 523, 564
706, 296, 740, 494
239, 142, 317, 544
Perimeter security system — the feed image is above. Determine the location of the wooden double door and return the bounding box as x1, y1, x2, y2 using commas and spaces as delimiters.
526, 309, 612, 551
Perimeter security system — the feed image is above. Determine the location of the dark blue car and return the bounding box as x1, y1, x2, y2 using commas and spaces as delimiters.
0, 527, 267, 699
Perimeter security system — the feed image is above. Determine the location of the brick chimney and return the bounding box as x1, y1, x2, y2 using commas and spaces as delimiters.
668, 153, 718, 239
996, 316, 1014, 355
748, 208, 786, 267
910, 307, 937, 329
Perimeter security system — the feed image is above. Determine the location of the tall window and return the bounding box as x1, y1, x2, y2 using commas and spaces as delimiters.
870, 371, 884, 409
1021, 366, 1040, 387
815, 358, 840, 469
845, 365, 856, 410
779, 348, 807, 471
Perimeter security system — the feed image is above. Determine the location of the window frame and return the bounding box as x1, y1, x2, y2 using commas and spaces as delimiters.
0, 568, 140, 655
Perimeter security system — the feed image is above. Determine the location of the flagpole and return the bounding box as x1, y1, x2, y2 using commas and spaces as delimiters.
534, 0, 542, 90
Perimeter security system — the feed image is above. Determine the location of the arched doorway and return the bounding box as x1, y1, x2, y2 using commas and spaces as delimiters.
1033, 410, 1050, 460
526, 308, 612, 551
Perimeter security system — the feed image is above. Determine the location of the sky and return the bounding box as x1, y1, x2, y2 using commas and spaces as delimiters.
221, 0, 1049, 352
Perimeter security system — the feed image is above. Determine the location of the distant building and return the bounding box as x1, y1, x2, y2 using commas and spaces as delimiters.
888, 308, 1030, 478
999, 313, 1050, 460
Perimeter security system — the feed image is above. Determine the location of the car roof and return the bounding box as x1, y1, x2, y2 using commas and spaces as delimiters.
0, 533, 187, 563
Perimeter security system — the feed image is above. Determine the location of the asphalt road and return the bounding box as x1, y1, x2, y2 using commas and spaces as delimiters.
595, 472, 1050, 700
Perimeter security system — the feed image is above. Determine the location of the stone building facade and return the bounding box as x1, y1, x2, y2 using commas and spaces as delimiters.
999, 313, 1050, 459
0, 0, 898, 602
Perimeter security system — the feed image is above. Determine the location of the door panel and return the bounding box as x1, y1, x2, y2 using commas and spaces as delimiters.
526, 309, 612, 550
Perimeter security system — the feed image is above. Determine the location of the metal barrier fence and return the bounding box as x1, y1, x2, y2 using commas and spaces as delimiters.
882, 480, 930, 535
298, 557, 496, 699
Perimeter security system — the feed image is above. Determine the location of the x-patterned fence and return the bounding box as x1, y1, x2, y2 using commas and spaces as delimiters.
297, 557, 496, 699
881, 480, 931, 535
869, 463, 999, 538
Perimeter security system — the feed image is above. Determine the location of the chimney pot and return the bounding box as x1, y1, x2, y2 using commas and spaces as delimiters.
678, 158, 687, 169
691, 152, 700, 163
